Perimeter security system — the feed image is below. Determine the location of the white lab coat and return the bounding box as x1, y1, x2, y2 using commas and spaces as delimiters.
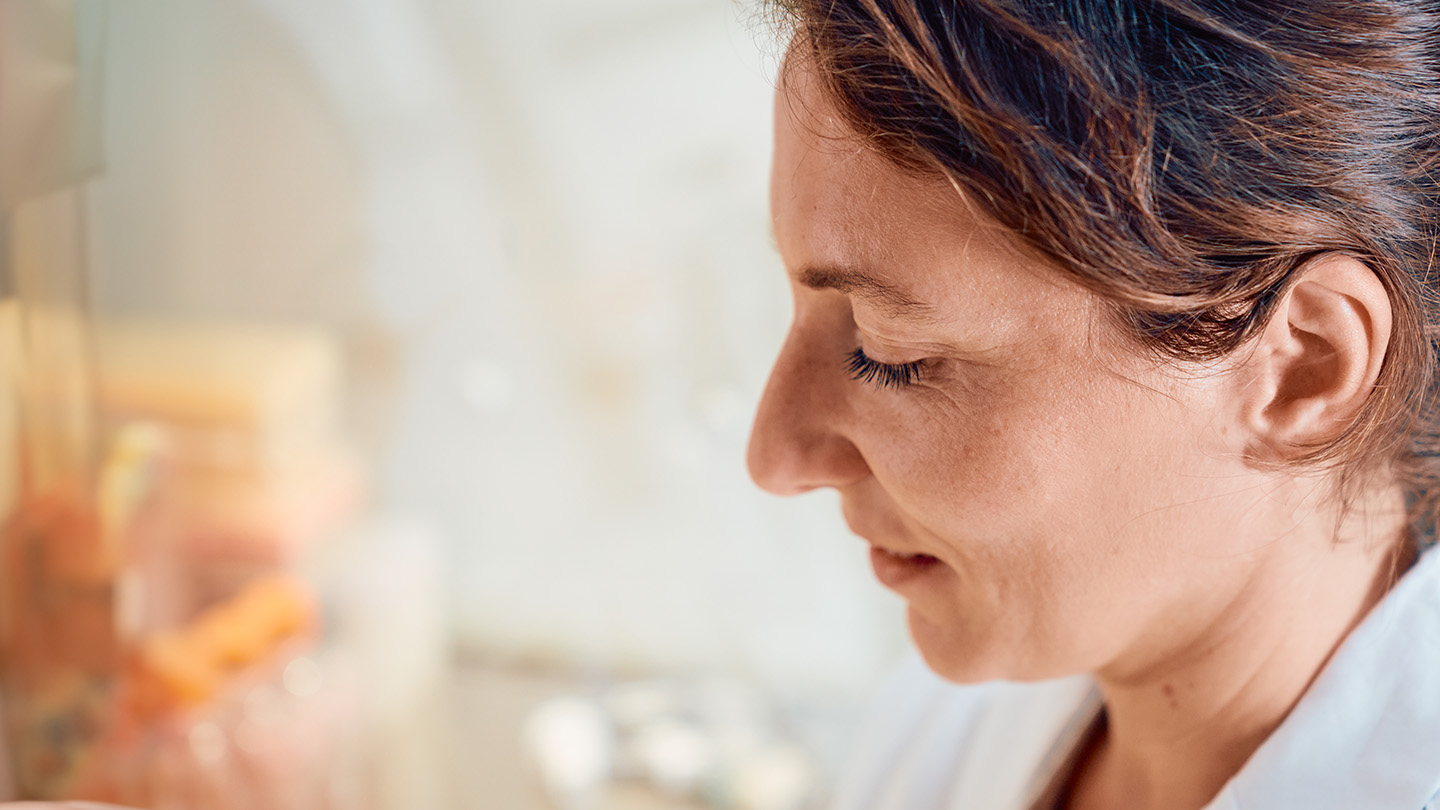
832, 545, 1440, 810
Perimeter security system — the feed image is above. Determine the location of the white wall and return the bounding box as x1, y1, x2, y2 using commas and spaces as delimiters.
86, 0, 908, 700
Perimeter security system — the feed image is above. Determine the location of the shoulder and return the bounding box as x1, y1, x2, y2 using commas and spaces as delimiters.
1213, 543, 1440, 810
830, 655, 1093, 810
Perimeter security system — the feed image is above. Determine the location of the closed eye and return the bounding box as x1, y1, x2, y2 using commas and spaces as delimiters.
845, 347, 925, 389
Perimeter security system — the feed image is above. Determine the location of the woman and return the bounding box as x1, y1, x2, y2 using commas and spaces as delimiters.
747, 1, 1440, 809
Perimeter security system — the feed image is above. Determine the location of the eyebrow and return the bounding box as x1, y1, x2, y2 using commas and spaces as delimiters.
795, 264, 938, 323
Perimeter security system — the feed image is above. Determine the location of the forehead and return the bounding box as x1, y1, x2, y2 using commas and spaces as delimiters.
769, 65, 1085, 324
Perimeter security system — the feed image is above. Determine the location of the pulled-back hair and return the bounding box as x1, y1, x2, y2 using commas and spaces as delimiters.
771, 0, 1440, 540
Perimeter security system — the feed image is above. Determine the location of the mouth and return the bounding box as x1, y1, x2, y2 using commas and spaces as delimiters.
841, 500, 948, 591
868, 545, 945, 590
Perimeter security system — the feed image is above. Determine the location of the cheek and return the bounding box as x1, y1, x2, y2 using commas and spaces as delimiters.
858, 370, 1091, 544
858, 361, 1231, 592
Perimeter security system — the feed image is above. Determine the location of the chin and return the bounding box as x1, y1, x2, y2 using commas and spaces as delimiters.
907, 605, 1006, 684
907, 605, 1073, 684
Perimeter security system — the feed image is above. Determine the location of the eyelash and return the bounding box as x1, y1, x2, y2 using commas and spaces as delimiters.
845, 347, 925, 389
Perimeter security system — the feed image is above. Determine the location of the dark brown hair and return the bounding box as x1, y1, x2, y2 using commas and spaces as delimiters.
771, 0, 1440, 541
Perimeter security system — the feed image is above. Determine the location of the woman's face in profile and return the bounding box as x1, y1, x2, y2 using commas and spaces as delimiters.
749, 67, 1304, 684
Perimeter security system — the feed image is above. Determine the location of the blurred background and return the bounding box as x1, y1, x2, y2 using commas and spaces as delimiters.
0, 1, 907, 808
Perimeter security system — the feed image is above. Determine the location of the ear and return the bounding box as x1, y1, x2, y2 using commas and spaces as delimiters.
1242, 254, 1391, 459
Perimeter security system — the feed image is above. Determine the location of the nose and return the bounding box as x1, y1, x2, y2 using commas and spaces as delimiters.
746, 326, 871, 496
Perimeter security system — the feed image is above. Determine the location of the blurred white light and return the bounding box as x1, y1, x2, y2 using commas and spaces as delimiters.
522, 696, 614, 807
283, 655, 324, 698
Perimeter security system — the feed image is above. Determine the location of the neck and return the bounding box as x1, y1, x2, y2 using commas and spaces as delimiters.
1065, 485, 1414, 810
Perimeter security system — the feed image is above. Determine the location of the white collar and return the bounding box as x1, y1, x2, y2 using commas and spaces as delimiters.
1206, 544, 1440, 809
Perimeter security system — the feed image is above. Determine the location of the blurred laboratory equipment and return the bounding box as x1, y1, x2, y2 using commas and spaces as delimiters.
0, 4, 441, 808
0, 0, 124, 798
0, 0, 903, 808
522, 677, 819, 810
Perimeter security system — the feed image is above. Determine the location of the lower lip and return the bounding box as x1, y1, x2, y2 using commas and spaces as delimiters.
869, 547, 945, 590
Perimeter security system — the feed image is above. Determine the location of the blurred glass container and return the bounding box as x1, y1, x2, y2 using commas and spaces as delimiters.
0, 5, 370, 807
0, 0, 115, 798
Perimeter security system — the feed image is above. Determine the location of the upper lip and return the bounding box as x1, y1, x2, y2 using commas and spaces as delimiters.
841, 502, 932, 558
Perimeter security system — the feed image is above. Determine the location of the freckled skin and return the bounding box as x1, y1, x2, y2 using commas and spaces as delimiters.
750, 63, 1408, 810
753, 65, 1283, 685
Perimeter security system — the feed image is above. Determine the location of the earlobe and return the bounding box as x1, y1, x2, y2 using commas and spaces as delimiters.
1243, 254, 1392, 459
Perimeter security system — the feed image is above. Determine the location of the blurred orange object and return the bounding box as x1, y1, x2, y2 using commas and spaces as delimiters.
132, 575, 318, 712
0, 485, 120, 800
